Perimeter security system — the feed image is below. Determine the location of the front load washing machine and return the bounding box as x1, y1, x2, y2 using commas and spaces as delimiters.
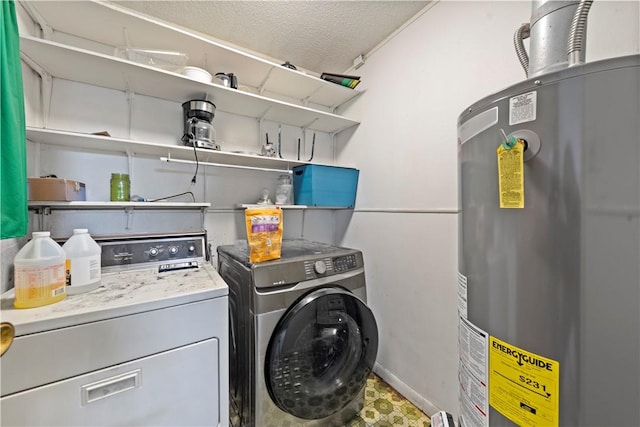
218, 240, 378, 427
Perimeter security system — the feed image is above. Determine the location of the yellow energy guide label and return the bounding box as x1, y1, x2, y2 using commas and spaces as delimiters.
489, 336, 559, 426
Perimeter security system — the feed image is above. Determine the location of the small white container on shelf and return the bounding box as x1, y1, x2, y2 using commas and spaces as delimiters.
275, 174, 293, 205
181, 66, 213, 83
62, 229, 102, 295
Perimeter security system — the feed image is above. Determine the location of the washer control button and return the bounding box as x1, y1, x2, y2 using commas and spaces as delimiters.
314, 260, 327, 275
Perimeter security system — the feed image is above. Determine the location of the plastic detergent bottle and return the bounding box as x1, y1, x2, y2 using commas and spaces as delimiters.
62, 229, 102, 295
13, 231, 67, 308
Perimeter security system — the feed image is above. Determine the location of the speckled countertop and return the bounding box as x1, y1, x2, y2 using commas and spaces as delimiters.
0, 262, 228, 336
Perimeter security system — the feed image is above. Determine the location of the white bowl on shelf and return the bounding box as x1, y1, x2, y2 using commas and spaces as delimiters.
181, 66, 212, 83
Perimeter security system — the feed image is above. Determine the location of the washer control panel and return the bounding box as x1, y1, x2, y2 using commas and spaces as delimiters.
243, 242, 364, 288
304, 258, 333, 278
333, 254, 358, 273
300, 254, 359, 279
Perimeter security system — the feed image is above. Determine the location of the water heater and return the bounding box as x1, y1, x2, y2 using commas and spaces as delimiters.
457, 2, 639, 426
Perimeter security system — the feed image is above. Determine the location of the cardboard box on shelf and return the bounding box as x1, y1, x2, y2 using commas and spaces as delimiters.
28, 177, 86, 201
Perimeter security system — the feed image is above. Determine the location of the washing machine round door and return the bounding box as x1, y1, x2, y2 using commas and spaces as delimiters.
265, 287, 378, 420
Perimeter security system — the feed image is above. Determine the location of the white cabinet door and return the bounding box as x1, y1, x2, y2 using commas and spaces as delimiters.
1, 339, 221, 426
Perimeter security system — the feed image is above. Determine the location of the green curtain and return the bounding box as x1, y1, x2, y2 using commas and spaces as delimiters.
1, 0, 27, 239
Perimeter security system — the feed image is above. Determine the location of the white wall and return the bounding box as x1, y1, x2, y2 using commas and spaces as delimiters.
337, 0, 639, 418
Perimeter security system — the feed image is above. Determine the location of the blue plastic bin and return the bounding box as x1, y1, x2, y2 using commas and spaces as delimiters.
292, 165, 359, 207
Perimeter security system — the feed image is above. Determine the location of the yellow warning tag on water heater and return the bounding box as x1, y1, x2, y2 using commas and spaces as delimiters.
489, 336, 560, 427
497, 141, 524, 208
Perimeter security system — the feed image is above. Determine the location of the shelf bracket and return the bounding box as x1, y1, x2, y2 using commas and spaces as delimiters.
331, 89, 366, 114
122, 27, 132, 49
20, 52, 53, 128
41, 24, 54, 40
126, 148, 134, 179
200, 207, 206, 229
21, 2, 54, 40
41, 72, 53, 129
202, 53, 209, 71
258, 106, 272, 121
302, 86, 322, 107
302, 117, 319, 129
126, 87, 135, 140
32, 207, 49, 216
258, 67, 275, 96
331, 121, 359, 136
31, 206, 52, 232
124, 207, 134, 230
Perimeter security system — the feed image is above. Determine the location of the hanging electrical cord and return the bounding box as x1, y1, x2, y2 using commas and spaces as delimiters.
181, 125, 199, 184
147, 191, 196, 203
277, 125, 283, 158
190, 140, 199, 184
514, 22, 531, 76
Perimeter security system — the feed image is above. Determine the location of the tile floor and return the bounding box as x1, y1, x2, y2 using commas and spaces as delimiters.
347, 374, 431, 427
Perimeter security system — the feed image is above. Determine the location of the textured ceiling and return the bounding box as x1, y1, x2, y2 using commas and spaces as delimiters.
110, 1, 430, 74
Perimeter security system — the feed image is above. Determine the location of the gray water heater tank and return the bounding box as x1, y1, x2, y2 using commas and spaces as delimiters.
457, 54, 639, 427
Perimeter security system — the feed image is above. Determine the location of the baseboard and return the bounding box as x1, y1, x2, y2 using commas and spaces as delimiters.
373, 362, 441, 417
